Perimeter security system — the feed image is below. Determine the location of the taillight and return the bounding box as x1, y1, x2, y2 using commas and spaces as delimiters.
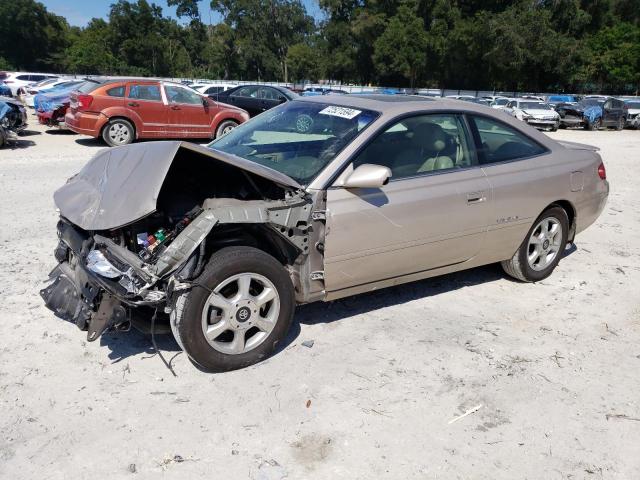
598, 162, 606, 180
77, 94, 93, 110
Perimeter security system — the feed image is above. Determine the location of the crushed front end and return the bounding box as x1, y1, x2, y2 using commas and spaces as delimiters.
40, 141, 316, 342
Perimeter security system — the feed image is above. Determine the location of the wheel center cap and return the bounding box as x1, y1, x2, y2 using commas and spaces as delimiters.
542, 239, 550, 250
236, 306, 252, 323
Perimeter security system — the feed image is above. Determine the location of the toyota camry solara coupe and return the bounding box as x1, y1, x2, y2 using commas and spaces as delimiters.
41, 95, 609, 372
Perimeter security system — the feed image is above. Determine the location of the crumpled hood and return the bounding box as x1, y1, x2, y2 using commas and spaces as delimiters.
54, 140, 302, 231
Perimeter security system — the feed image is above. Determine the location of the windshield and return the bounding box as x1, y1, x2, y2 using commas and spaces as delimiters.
493, 98, 509, 105
209, 101, 379, 184
520, 102, 550, 110
579, 98, 605, 107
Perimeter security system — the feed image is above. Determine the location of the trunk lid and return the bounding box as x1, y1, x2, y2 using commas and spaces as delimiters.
557, 140, 600, 152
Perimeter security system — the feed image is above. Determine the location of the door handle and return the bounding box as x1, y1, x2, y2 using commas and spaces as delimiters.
127, 102, 139, 107
467, 192, 486, 204
171, 105, 180, 110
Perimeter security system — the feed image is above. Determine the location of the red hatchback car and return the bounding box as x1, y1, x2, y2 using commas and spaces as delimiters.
65, 80, 249, 146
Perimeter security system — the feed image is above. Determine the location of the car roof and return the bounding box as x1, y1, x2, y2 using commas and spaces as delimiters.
295, 93, 485, 115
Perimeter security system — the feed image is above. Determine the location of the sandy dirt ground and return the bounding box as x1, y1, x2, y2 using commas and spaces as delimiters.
0, 113, 639, 480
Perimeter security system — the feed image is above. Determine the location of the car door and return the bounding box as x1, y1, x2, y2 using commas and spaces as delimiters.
125, 82, 167, 138
468, 115, 555, 260
218, 86, 255, 115
602, 99, 615, 126
256, 87, 286, 112
164, 83, 213, 138
323, 113, 492, 293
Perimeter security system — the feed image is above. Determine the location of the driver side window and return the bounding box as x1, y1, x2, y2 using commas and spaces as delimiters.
352, 114, 476, 180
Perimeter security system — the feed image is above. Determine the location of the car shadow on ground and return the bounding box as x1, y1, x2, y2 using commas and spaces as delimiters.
75, 138, 106, 148
4, 139, 36, 149
279, 264, 505, 352
95, 245, 579, 369
18, 129, 41, 137
45, 129, 76, 135
97, 264, 505, 369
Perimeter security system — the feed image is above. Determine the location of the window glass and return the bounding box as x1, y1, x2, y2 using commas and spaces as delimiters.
257, 87, 279, 100
77, 80, 100, 94
209, 101, 379, 184
472, 116, 546, 164
352, 114, 475, 180
233, 86, 259, 98
205, 86, 224, 94
165, 85, 202, 105
106, 86, 125, 97
128, 84, 161, 101
16, 75, 30, 81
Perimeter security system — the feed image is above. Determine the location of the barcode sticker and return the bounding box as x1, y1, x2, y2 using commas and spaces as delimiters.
319, 106, 361, 119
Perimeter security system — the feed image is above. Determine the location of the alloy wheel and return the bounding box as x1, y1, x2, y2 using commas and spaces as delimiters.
108, 123, 131, 145
527, 217, 563, 271
201, 272, 280, 355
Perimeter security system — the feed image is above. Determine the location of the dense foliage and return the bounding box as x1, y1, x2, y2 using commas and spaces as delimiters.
0, 0, 638, 93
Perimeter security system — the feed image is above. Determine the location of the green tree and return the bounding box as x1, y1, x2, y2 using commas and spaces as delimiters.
372, 4, 428, 87
0, 0, 70, 71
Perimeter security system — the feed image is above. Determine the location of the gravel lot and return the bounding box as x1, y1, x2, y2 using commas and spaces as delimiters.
1, 114, 639, 480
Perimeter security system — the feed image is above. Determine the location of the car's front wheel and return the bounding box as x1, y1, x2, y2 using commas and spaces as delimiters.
586, 118, 602, 131
175, 246, 295, 372
501, 206, 569, 282
102, 118, 135, 146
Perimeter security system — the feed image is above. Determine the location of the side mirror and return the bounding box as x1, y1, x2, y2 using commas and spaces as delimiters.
342, 164, 392, 189
202, 97, 209, 107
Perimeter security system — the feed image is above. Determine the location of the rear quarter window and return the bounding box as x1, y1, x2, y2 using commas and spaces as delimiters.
471, 116, 547, 164
106, 86, 125, 97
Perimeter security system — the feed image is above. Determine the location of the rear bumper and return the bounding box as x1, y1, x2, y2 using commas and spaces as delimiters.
64, 111, 105, 136
576, 181, 609, 235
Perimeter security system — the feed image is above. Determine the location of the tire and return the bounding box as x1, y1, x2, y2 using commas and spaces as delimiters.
586, 118, 601, 131
215, 119, 238, 138
615, 117, 624, 131
175, 246, 295, 372
102, 118, 135, 146
501, 206, 569, 282
549, 126, 558, 132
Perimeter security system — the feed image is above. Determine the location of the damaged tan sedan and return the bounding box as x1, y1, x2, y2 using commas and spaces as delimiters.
41, 95, 609, 372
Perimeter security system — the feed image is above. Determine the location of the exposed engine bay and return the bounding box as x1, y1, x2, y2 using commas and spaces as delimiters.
40, 141, 325, 341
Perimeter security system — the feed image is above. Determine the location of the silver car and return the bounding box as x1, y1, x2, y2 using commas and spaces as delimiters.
41, 95, 609, 371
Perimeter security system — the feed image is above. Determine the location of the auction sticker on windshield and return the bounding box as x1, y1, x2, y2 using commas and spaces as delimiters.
319, 106, 362, 119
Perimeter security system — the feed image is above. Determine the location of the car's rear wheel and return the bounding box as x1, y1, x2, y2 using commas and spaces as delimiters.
501, 206, 569, 282
175, 246, 295, 372
215, 119, 238, 138
614, 117, 624, 130
102, 118, 134, 146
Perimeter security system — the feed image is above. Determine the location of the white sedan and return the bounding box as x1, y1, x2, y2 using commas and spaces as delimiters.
503, 99, 560, 131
